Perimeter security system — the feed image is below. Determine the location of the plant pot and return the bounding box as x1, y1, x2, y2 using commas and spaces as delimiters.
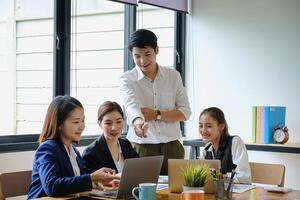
182, 185, 204, 192
181, 186, 205, 200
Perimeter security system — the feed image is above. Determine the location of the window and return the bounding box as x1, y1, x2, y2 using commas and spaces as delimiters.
0, 0, 186, 151
70, 0, 125, 135
136, 4, 175, 68
0, 0, 53, 136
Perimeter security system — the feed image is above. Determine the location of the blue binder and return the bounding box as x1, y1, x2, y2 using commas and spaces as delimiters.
263, 106, 286, 144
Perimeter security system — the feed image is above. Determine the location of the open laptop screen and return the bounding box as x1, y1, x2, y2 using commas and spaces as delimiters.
91, 156, 163, 199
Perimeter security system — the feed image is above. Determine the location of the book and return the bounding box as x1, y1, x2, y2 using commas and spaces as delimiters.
251, 106, 257, 143
256, 106, 262, 144
261, 107, 265, 143
263, 106, 286, 144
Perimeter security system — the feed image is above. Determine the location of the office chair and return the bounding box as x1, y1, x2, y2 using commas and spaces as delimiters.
0, 170, 32, 199
250, 162, 285, 187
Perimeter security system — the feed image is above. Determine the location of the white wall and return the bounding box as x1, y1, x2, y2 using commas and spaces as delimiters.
185, 0, 300, 189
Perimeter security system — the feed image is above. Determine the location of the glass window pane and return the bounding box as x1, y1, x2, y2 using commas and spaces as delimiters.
0, 0, 53, 136
70, 0, 124, 135
137, 4, 175, 68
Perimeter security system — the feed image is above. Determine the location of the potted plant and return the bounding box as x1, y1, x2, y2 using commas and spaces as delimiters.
182, 163, 211, 192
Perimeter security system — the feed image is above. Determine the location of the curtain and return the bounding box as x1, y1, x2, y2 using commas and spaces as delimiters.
138, 0, 188, 13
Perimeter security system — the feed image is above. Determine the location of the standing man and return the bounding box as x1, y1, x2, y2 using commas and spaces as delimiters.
120, 29, 191, 175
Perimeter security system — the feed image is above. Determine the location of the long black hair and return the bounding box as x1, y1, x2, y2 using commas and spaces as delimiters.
199, 107, 230, 145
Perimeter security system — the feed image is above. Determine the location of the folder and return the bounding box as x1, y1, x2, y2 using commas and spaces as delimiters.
251, 106, 257, 143
256, 106, 262, 144
263, 106, 286, 144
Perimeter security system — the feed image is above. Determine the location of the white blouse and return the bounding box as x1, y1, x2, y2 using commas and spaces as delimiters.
202, 136, 252, 184
64, 144, 80, 176
113, 142, 125, 173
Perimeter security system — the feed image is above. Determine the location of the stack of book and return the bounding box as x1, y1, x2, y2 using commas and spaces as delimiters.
252, 106, 286, 144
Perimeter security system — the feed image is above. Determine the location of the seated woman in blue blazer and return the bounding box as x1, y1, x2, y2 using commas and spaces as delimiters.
82, 101, 139, 174
27, 96, 119, 199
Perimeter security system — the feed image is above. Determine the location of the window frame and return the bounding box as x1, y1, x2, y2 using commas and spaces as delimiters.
0, 0, 187, 153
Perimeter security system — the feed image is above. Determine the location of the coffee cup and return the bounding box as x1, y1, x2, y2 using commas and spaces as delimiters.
132, 183, 156, 200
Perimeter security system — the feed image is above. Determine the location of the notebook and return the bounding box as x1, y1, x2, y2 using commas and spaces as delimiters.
90, 156, 163, 199
168, 159, 221, 193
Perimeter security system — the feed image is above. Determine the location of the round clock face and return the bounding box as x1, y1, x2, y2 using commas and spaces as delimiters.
274, 129, 285, 143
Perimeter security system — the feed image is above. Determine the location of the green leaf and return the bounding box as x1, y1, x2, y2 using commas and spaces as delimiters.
182, 163, 210, 187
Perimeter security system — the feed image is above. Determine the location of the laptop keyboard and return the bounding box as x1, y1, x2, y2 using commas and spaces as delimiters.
101, 190, 118, 196
90, 190, 118, 198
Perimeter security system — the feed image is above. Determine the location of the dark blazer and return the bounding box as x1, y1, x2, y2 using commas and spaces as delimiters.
27, 140, 92, 199
82, 134, 139, 174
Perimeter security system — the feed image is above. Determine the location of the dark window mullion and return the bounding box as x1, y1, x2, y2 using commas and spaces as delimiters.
174, 11, 186, 136
124, 4, 136, 72
53, 0, 71, 97
122, 4, 136, 136
174, 11, 186, 85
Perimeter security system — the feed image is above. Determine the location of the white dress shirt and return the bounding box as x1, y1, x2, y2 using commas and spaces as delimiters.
120, 65, 191, 144
202, 136, 252, 184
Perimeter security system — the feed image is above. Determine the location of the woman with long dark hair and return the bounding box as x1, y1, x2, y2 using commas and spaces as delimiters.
27, 96, 119, 199
199, 107, 251, 183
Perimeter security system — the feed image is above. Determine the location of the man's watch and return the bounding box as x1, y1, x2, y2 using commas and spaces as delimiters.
156, 110, 162, 121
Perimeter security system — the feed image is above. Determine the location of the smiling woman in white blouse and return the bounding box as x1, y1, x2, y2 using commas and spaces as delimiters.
199, 107, 252, 184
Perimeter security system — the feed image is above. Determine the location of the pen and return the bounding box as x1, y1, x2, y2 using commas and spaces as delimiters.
227, 165, 237, 192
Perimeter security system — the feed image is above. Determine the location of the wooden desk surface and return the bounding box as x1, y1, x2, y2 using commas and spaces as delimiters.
37, 187, 300, 200
157, 187, 300, 200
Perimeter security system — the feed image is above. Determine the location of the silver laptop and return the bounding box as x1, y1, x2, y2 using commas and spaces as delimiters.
90, 156, 163, 199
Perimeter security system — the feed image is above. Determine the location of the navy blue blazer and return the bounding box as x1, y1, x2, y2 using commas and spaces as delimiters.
27, 140, 92, 199
82, 135, 139, 174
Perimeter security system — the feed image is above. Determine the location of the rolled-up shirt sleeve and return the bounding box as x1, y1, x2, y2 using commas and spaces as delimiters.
119, 74, 144, 124
174, 71, 191, 120
231, 136, 252, 184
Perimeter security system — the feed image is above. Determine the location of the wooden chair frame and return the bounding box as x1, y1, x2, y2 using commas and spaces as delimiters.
249, 162, 285, 187
0, 170, 32, 199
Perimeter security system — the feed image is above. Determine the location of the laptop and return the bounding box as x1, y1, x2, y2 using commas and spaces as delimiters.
90, 156, 163, 199
168, 159, 221, 193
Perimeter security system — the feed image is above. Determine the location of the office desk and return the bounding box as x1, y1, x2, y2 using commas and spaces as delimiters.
157, 187, 300, 200
37, 187, 300, 200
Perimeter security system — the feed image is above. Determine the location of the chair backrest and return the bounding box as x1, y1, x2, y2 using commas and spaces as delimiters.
249, 162, 285, 187
0, 170, 32, 199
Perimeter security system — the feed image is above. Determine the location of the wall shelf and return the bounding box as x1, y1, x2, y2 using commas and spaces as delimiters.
183, 139, 300, 159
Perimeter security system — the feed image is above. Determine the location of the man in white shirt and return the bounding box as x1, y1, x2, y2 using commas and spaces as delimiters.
120, 29, 191, 175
